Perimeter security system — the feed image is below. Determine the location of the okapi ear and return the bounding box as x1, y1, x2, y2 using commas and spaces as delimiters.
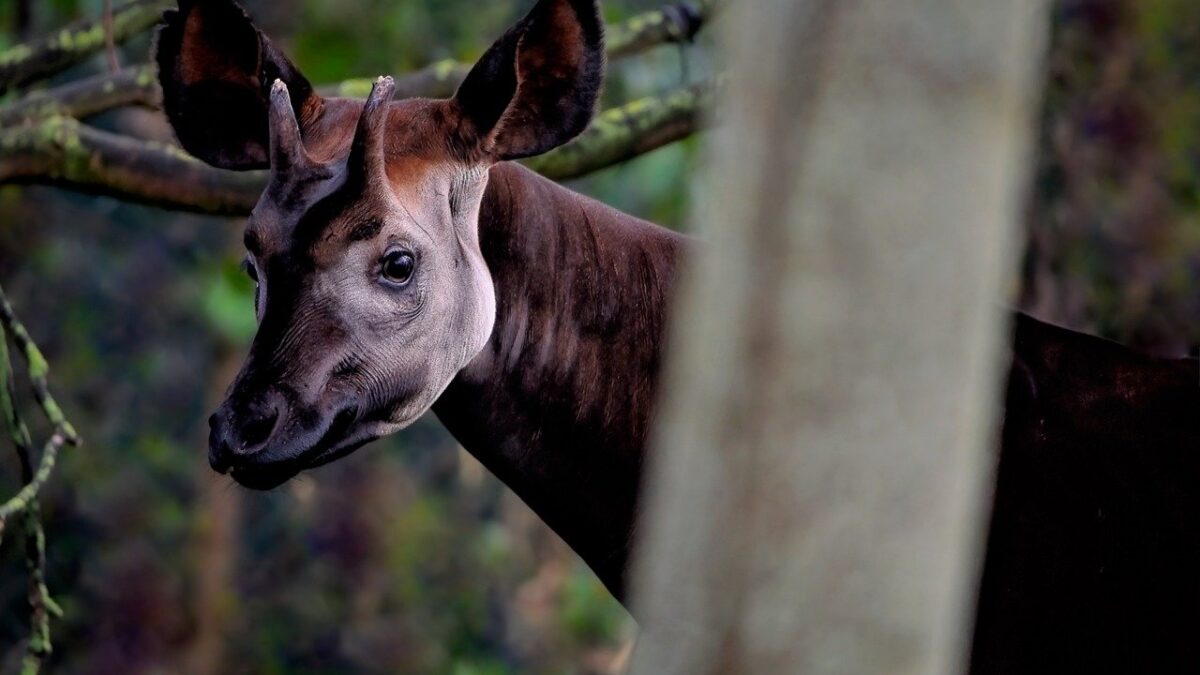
155, 0, 318, 170
453, 0, 604, 161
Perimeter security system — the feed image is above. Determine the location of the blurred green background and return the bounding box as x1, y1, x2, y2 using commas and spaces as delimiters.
3, 0, 1200, 673
0, 0, 703, 673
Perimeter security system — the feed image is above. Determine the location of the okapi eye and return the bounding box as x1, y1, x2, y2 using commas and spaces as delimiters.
381, 250, 416, 285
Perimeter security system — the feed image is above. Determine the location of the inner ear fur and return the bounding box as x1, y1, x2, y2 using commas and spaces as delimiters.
453, 0, 605, 162
155, 0, 318, 170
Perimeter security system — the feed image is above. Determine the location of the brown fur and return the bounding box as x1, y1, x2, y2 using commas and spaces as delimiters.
435, 162, 684, 598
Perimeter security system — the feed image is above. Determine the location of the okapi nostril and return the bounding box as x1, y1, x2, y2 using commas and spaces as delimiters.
240, 408, 279, 452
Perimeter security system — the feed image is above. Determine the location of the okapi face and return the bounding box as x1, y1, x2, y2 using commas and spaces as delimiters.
156, 0, 603, 488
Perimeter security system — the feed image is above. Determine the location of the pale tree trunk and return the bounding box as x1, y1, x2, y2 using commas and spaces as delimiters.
629, 3, 1049, 674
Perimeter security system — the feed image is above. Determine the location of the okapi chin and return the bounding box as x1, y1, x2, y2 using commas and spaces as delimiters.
156, 0, 1200, 672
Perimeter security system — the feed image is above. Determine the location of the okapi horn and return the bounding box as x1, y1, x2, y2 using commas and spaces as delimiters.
267, 78, 314, 173
349, 76, 396, 180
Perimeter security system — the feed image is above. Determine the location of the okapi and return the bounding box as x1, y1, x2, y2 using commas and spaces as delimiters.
156, 0, 1200, 672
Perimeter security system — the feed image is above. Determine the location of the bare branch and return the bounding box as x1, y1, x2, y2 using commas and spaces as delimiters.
0, 0, 169, 94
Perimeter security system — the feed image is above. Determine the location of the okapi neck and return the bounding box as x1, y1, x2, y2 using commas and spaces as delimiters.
431, 161, 686, 601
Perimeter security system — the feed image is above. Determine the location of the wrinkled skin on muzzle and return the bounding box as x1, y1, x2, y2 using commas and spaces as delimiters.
208, 260, 413, 490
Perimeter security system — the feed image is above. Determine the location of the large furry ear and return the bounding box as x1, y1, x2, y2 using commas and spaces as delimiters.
453, 0, 604, 162
155, 0, 319, 170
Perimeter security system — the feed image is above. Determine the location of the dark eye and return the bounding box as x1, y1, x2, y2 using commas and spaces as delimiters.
381, 250, 415, 285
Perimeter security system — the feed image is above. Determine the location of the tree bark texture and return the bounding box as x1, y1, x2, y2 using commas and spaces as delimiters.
630, 2, 1049, 674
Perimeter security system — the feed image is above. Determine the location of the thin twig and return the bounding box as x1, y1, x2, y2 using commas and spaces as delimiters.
0, 432, 65, 533
607, 0, 721, 59
0, 322, 34, 543
21, 501, 62, 675
0, 286, 79, 444
104, 0, 122, 73
0, 288, 71, 675
0, 0, 169, 94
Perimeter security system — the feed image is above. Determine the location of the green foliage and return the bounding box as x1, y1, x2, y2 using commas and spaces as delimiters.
201, 257, 257, 344
561, 565, 625, 644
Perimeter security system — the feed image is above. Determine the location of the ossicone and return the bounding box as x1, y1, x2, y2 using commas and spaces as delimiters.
348, 76, 397, 183
268, 79, 316, 174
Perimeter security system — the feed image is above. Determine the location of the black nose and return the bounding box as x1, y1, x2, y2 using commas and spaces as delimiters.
207, 393, 282, 473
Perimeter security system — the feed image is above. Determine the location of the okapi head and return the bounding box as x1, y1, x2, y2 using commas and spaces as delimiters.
156, 0, 604, 488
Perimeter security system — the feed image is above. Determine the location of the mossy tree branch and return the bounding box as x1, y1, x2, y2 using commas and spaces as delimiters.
0, 330, 34, 538
0, 1, 717, 125
0, 115, 268, 214
524, 82, 713, 179
330, 59, 471, 101
0, 0, 171, 94
606, 0, 717, 59
334, 1, 719, 98
0, 284, 77, 675
0, 1, 717, 212
0, 64, 160, 127
0, 82, 711, 215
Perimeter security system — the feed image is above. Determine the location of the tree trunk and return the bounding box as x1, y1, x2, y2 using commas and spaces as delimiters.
629, 2, 1049, 674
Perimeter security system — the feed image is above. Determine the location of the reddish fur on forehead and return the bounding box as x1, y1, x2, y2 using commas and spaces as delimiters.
297, 98, 460, 167
298, 99, 361, 164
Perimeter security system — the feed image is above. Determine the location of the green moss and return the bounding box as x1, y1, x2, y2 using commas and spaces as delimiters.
432, 58, 461, 81
0, 44, 32, 68
525, 85, 706, 180
134, 65, 156, 88
33, 116, 87, 180
0, 327, 34, 452
51, 25, 107, 54
337, 78, 375, 98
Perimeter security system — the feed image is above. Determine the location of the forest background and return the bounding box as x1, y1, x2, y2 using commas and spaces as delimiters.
0, 0, 1197, 673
